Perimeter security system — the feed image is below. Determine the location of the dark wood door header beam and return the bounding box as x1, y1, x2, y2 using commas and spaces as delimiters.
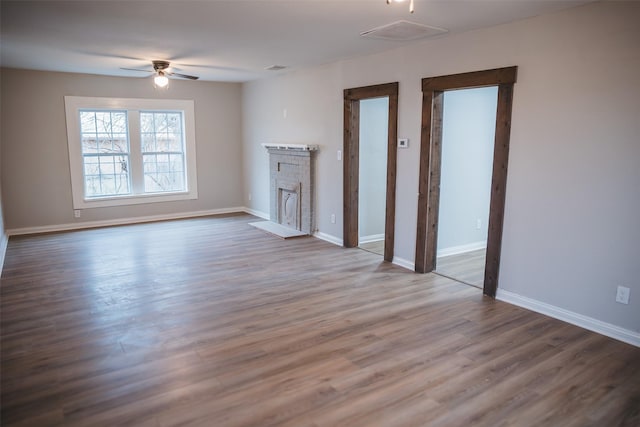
345, 82, 399, 100
422, 67, 517, 92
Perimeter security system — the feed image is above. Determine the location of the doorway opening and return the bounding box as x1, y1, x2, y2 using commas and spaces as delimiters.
414, 67, 517, 297
358, 97, 389, 256
435, 86, 498, 288
343, 83, 398, 262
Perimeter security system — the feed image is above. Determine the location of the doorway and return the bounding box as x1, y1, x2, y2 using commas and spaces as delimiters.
435, 87, 498, 288
343, 83, 398, 262
358, 97, 389, 256
414, 67, 517, 297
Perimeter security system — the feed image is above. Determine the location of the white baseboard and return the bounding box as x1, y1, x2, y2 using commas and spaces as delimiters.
313, 232, 414, 271
243, 208, 269, 220
392, 256, 414, 271
0, 232, 8, 276
6, 207, 247, 236
437, 240, 486, 258
313, 231, 343, 246
359, 233, 385, 244
496, 289, 640, 347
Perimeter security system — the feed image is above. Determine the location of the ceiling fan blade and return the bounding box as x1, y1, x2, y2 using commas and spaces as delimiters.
120, 67, 153, 73
166, 72, 199, 80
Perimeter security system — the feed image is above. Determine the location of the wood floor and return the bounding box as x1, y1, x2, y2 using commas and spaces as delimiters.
436, 249, 486, 289
358, 240, 384, 257
1, 214, 639, 426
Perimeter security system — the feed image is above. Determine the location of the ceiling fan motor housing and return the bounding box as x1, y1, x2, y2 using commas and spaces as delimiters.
152, 60, 170, 71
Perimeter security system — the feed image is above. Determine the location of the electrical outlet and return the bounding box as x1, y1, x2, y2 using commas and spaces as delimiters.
330, 214, 336, 224
248, 193, 252, 201
74, 210, 81, 218
616, 286, 630, 304
476, 219, 482, 230
337, 150, 342, 161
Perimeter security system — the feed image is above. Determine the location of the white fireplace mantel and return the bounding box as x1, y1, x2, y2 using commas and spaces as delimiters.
261, 143, 318, 151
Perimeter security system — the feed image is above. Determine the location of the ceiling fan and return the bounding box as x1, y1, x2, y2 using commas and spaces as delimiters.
121, 60, 199, 88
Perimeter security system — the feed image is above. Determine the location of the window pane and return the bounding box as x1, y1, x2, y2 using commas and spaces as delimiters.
112, 135, 128, 153
83, 154, 130, 198
167, 113, 182, 134
81, 137, 98, 154
143, 154, 157, 173
168, 136, 182, 152
97, 135, 113, 153
140, 111, 186, 193
80, 112, 97, 133
143, 154, 185, 193
144, 171, 184, 193
111, 113, 127, 133
155, 113, 168, 133
94, 112, 112, 133
80, 110, 129, 155
141, 133, 155, 152
79, 110, 130, 198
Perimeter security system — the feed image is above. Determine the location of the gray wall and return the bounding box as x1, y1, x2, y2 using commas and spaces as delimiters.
242, 2, 640, 333
1, 69, 243, 230
358, 97, 388, 241
437, 87, 497, 252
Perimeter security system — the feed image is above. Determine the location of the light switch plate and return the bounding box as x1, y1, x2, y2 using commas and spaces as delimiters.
398, 138, 409, 148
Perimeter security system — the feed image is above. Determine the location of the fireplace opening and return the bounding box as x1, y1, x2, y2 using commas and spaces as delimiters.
278, 182, 301, 230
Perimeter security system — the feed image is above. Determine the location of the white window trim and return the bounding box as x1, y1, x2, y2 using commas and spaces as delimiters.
64, 96, 198, 209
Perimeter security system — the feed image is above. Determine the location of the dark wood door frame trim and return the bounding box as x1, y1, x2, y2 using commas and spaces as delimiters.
414, 67, 517, 297
343, 82, 399, 262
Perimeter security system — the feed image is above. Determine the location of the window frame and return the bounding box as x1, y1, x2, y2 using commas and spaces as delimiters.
65, 96, 198, 209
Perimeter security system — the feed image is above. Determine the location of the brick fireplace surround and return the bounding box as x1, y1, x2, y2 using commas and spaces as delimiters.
260, 143, 317, 236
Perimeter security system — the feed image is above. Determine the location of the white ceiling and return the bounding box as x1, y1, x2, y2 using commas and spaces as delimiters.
1, 0, 594, 83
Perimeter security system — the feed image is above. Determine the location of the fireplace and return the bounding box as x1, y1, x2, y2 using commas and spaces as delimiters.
250, 143, 317, 238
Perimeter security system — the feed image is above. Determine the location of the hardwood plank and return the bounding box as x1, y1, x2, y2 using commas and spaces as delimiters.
1, 213, 638, 426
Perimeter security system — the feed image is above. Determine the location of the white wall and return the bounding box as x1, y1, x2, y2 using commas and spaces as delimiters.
437, 87, 497, 252
358, 97, 388, 241
1, 69, 243, 230
242, 2, 640, 334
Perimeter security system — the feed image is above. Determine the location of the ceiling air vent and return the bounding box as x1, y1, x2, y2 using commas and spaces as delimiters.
360, 20, 447, 41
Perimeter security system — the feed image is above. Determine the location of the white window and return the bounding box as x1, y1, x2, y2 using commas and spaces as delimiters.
65, 97, 198, 208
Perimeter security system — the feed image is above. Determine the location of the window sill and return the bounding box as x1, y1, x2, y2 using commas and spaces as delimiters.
74, 190, 198, 209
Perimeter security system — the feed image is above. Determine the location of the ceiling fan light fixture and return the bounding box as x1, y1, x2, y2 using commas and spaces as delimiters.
154, 72, 169, 89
